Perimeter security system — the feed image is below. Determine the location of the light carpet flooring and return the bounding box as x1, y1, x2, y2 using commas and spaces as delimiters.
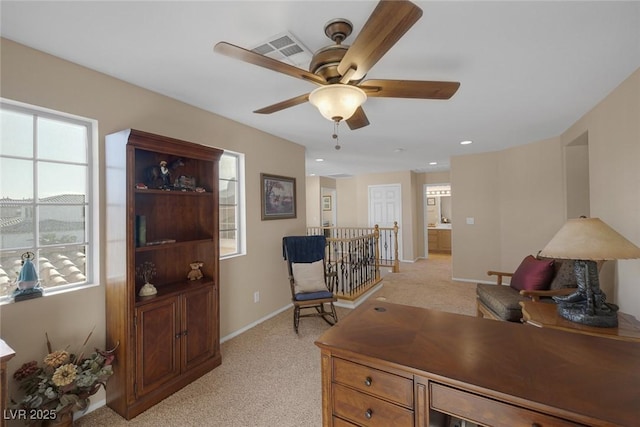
76, 253, 476, 426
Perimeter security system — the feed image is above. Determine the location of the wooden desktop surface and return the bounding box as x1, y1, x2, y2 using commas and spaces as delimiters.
520, 300, 640, 342
316, 300, 640, 426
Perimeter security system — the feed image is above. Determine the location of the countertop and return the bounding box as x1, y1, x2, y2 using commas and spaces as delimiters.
428, 224, 451, 229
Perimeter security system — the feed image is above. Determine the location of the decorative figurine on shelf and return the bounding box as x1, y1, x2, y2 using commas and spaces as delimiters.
145, 158, 184, 189
159, 160, 171, 189
136, 261, 158, 296
12, 252, 44, 302
174, 175, 197, 192
187, 262, 204, 281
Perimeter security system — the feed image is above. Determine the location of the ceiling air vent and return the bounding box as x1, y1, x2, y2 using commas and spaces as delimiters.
251, 32, 312, 68
327, 173, 353, 179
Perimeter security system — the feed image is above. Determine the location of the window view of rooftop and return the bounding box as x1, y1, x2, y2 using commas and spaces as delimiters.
1, 102, 93, 299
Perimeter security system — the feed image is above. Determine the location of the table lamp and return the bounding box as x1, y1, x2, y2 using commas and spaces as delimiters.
539, 217, 640, 327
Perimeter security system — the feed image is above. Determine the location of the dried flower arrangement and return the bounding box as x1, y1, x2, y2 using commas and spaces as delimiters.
136, 261, 156, 284
11, 328, 116, 424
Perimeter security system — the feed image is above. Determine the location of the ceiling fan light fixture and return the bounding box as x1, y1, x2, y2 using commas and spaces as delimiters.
308, 84, 366, 122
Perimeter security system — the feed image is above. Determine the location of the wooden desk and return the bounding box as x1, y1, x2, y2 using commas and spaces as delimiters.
316, 300, 640, 427
520, 300, 640, 342
1, 339, 16, 427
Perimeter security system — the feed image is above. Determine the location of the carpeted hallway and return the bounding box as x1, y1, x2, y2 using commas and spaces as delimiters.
373, 253, 477, 316
76, 254, 476, 426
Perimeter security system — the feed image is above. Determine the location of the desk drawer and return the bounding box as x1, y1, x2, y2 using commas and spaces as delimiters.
333, 383, 414, 427
430, 383, 580, 427
333, 358, 413, 407
333, 416, 359, 427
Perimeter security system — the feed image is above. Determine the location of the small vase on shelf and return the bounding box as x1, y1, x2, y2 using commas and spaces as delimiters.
139, 282, 157, 296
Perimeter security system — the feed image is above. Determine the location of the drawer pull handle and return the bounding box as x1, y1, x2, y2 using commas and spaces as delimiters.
365, 409, 373, 419
531, 424, 541, 427
364, 376, 372, 387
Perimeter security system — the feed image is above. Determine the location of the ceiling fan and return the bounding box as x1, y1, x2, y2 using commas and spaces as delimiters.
214, 0, 460, 131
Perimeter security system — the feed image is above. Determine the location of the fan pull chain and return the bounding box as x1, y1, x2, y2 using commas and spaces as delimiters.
332, 120, 341, 150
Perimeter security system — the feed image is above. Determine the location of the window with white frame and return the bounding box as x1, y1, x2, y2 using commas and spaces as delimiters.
219, 151, 245, 258
0, 99, 99, 302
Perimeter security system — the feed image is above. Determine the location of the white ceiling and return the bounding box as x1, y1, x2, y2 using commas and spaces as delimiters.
1, 1, 639, 177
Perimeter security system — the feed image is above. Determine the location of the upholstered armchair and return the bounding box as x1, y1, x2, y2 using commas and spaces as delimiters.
476, 254, 579, 322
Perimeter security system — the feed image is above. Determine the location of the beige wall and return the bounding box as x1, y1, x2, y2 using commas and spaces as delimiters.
450, 152, 503, 280
450, 67, 640, 317
451, 139, 568, 281
561, 67, 640, 315
497, 137, 566, 269
565, 133, 590, 219
305, 176, 321, 226
0, 38, 307, 397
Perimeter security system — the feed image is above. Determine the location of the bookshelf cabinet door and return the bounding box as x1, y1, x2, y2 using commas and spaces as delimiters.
181, 285, 216, 371
135, 297, 181, 398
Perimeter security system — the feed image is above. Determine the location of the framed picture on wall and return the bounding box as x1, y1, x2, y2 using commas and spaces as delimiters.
427, 197, 436, 206
261, 173, 297, 220
322, 195, 332, 211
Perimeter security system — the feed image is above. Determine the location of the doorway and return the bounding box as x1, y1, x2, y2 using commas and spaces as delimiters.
424, 183, 452, 257
368, 184, 402, 261
565, 131, 590, 219
321, 187, 337, 227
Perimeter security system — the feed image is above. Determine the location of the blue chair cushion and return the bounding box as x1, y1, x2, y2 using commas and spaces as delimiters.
294, 290, 333, 301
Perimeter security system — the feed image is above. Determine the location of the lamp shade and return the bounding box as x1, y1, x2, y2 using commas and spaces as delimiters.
308, 84, 366, 122
539, 217, 640, 261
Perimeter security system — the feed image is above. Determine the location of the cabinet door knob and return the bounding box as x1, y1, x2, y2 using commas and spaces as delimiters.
364, 376, 372, 387
365, 409, 373, 419
175, 333, 182, 339
183, 330, 188, 336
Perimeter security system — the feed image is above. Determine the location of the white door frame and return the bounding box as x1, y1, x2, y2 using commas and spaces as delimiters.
368, 184, 402, 261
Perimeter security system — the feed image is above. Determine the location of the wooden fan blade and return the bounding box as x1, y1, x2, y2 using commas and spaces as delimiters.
346, 107, 370, 130
214, 42, 327, 86
359, 79, 460, 99
254, 93, 310, 114
337, 0, 422, 83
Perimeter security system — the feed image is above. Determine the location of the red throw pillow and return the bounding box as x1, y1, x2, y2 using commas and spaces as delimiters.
510, 255, 555, 291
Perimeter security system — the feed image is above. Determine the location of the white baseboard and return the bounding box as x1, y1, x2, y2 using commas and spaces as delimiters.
220, 303, 292, 343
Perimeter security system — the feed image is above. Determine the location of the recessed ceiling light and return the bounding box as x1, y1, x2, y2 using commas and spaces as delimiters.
460, 140, 473, 145
429, 162, 437, 165
315, 158, 324, 162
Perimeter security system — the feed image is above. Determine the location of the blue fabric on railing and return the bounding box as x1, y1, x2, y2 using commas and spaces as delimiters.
282, 235, 326, 263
